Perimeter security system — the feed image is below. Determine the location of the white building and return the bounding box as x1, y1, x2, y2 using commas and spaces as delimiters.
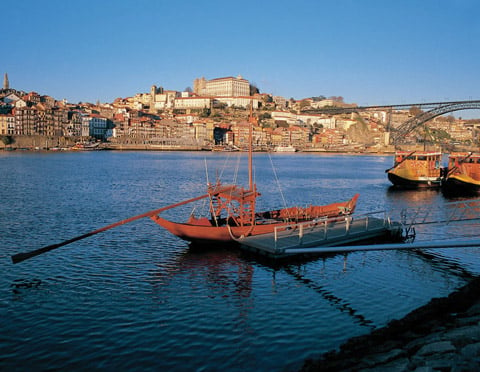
194, 76, 250, 97
271, 111, 297, 125
174, 97, 211, 110
83, 115, 112, 139
213, 96, 259, 109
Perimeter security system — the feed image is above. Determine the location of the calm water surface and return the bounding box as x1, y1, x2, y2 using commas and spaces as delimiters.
1, 151, 479, 371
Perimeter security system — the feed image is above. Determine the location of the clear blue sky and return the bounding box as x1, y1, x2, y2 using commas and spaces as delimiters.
3, 0, 480, 114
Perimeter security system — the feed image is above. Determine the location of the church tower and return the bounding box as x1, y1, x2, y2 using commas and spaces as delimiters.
3, 73, 9, 90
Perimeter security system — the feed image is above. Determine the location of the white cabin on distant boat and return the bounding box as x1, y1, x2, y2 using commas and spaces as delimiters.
274, 145, 296, 152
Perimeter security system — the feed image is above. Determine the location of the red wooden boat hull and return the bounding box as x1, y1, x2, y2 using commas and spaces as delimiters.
150, 194, 359, 244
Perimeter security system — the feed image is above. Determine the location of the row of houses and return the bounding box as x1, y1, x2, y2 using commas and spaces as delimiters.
0, 98, 312, 148
111, 111, 311, 148
2, 80, 477, 149
0, 105, 113, 139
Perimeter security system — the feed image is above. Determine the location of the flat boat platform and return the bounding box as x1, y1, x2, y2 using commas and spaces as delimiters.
237, 212, 403, 258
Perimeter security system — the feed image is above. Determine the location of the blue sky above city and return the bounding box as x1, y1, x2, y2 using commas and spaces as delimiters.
3, 0, 480, 116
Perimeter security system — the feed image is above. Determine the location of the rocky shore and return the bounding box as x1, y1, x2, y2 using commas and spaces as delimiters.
301, 276, 480, 371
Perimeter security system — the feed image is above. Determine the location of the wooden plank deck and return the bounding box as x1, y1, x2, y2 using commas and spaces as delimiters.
238, 216, 403, 258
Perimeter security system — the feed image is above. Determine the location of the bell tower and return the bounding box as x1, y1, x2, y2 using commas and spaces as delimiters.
3, 73, 9, 90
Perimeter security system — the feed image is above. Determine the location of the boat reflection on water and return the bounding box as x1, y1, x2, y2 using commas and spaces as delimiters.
150, 246, 254, 297
385, 185, 443, 217
148, 244, 378, 329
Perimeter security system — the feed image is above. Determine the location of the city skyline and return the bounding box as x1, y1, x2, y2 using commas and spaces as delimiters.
3, 0, 480, 117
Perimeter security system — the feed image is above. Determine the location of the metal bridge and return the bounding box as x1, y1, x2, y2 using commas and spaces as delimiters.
304, 99, 480, 145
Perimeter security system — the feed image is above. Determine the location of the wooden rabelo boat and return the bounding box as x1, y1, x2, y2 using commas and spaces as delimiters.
386, 151, 443, 188
442, 152, 480, 196
151, 120, 359, 244
151, 184, 359, 244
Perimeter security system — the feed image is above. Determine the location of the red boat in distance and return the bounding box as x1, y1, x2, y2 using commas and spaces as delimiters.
150, 116, 359, 244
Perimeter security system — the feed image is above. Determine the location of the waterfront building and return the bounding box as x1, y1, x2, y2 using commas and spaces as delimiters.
313, 129, 346, 147
36, 104, 69, 137
281, 126, 309, 147
15, 106, 38, 135
0, 113, 15, 135
230, 121, 265, 148
65, 111, 84, 137
270, 127, 285, 146
231, 121, 252, 148
192, 122, 207, 143
83, 115, 112, 140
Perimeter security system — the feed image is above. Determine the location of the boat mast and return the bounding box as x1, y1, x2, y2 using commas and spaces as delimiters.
249, 116, 253, 190
248, 100, 254, 191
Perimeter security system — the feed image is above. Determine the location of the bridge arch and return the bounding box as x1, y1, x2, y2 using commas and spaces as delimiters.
392, 101, 480, 144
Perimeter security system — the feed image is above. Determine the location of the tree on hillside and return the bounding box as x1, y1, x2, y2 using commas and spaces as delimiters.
200, 108, 211, 118
299, 100, 310, 110
1, 135, 14, 148
329, 96, 344, 103
250, 84, 259, 95
409, 105, 423, 116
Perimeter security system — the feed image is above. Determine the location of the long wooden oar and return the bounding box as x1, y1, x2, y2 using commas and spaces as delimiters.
385, 151, 416, 173
11, 194, 210, 264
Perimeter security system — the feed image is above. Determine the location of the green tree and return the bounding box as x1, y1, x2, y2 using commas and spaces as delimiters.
1, 135, 14, 148
200, 108, 211, 118
409, 105, 423, 116
299, 100, 310, 110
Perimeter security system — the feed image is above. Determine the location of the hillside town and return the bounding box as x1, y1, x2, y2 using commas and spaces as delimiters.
0, 73, 479, 152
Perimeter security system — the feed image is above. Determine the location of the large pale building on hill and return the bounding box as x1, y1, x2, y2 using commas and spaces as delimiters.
193, 76, 250, 97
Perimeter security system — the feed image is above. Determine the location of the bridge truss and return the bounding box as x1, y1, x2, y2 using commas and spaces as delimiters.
391, 100, 480, 144
304, 100, 480, 145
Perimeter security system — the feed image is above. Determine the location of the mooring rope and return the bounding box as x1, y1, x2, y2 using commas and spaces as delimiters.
267, 152, 288, 211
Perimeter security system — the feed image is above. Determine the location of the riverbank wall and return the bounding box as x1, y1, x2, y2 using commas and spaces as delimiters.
301, 275, 480, 371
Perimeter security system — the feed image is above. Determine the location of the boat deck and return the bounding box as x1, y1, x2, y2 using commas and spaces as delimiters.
237, 212, 403, 258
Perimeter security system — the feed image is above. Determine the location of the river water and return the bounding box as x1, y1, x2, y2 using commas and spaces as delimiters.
1, 151, 479, 371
